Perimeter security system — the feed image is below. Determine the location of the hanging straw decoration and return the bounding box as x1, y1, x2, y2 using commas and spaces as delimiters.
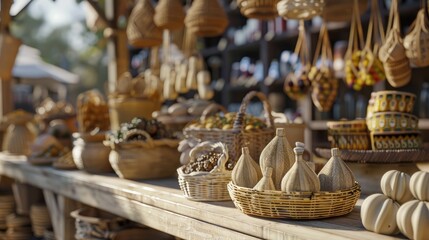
284, 20, 312, 100
126, 0, 162, 48
236, 0, 279, 20
154, 0, 185, 30
277, 0, 325, 20
322, 0, 368, 22
404, 0, 429, 67
379, 0, 411, 87
308, 23, 338, 112
185, 0, 229, 37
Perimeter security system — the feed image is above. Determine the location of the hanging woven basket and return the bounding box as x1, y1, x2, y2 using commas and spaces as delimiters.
185, 0, 229, 37
154, 0, 185, 30
277, 0, 324, 20
237, 0, 279, 20
322, 0, 368, 22
127, 0, 162, 48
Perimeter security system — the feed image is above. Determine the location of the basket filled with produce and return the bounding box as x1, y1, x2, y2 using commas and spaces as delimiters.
106, 118, 180, 180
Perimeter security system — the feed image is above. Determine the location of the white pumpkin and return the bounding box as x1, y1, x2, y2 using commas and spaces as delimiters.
380, 170, 414, 204
361, 193, 400, 235
410, 171, 429, 201
396, 200, 429, 240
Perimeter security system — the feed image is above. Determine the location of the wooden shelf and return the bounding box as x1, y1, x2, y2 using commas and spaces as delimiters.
309, 120, 328, 130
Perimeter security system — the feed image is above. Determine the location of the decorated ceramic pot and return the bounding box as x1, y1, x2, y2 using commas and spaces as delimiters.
366, 112, 419, 133
327, 119, 370, 150
372, 91, 416, 113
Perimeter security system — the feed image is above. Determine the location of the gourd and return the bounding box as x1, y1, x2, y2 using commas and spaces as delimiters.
259, 128, 294, 190
281, 142, 320, 192
253, 167, 276, 191
197, 70, 214, 100
409, 171, 429, 201
175, 61, 188, 94
396, 200, 429, 240
361, 193, 400, 235
318, 148, 355, 191
380, 170, 414, 204
186, 56, 199, 90
231, 147, 262, 188
163, 68, 178, 100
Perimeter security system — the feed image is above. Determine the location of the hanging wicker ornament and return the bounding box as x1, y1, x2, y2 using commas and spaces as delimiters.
237, 0, 279, 20
126, 0, 162, 48
322, 0, 368, 22
277, 0, 324, 20
185, 0, 229, 37
154, 0, 185, 30
308, 23, 338, 112
284, 21, 312, 100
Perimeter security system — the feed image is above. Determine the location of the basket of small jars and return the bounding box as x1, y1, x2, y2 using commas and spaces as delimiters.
177, 141, 231, 201
106, 118, 180, 180
183, 91, 275, 164
228, 140, 361, 219
327, 119, 370, 150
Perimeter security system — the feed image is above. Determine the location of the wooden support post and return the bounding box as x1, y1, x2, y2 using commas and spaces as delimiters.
0, 79, 13, 118
43, 190, 79, 240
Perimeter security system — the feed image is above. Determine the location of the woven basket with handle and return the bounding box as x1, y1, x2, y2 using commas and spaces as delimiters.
183, 91, 275, 164
127, 0, 162, 48
154, 0, 185, 30
185, 0, 229, 37
237, 0, 279, 20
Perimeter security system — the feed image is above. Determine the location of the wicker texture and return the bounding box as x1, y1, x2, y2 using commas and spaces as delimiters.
322, 0, 367, 22
370, 91, 416, 114
277, 0, 324, 20
30, 205, 51, 237
184, 91, 275, 164
185, 0, 229, 37
366, 112, 418, 133
371, 131, 422, 150
154, 0, 185, 30
327, 119, 370, 150
228, 182, 360, 219
0, 194, 15, 230
404, 1, 429, 68
108, 130, 180, 180
237, 0, 279, 20
127, 0, 162, 48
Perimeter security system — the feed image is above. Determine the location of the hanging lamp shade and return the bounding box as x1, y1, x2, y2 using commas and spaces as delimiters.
184, 0, 229, 37
154, 0, 185, 30
237, 0, 279, 20
126, 0, 162, 48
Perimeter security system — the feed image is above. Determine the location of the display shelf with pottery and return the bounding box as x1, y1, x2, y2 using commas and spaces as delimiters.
314, 148, 427, 194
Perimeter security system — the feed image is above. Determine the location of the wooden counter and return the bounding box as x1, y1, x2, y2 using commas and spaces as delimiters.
0, 153, 405, 240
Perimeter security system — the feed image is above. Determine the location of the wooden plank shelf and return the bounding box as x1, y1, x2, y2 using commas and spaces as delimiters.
0, 154, 406, 240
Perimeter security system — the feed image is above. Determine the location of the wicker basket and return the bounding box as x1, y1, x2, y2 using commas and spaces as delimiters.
366, 112, 419, 133
327, 119, 370, 150
177, 166, 231, 201
153, 0, 185, 30
277, 0, 324, 20
183, 91, 275, 164
72, 137, 113, 174
127, 0, 162, 48
228, 182, 361, 219
185, 0, 228, 37
370, 131, 422, 150
322, 0, 368, 22
371, 90, 416, 114
237, 0, 279, 20
404, 6, 429, 68
107, 130, 180, 180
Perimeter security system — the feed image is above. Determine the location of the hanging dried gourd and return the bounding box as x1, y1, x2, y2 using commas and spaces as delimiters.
253, 167, 276, 191
197, 70, 214, 100
231, 147, 262, 188
126, 0, 162, 48
404, 0, 429, 67
277, 0, 324, 20
281, 142, 320, 193
237, 0, 278, 20
318, 148, 355, 191
379, 0, 411, 87
345, 0, 385, 91
185, 0, 229, 37
308, 23, 338, 112
154, 0, 185, 31
259, 128, 294, 190
284, 21, 312, 100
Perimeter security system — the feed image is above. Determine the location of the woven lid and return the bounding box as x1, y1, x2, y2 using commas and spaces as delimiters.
185, 0, 229, 37
154, 0, 185, 30
127, 0, 162, 48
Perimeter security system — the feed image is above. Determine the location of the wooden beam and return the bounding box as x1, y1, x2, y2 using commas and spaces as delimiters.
0, 0, 13, 30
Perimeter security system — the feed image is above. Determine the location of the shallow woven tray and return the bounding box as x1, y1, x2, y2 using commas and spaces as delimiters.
228, 182, 360, 219
315, 147, 429, 163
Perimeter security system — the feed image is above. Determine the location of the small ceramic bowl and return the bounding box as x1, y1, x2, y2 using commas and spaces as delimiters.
366, 112, 419, 133
371, 91, 416, 113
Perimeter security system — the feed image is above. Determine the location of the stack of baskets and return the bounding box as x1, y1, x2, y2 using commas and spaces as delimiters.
5, 214, 32, 240
30, 205, 52, 238
366, 91, 421, 150
0, 193, 15, 231
327, 119, 370, 150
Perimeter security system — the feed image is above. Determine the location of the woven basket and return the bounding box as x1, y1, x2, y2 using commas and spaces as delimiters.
237, 0, 279, 20
277, 0, 324, 20
183, 91, 275, 164
327, 119, 370, 150
72, 137, 113, 174
177, 166, 231, 201
154, 0, 185, 30
185, 0, 229, 37
107, 130, 180, 180
322, 0, 368, 22
127, 0, 162, 48
371, 131, 422, 150
0, 30, 22, 80
228, 182, 361, 219
404, 0, 429, 67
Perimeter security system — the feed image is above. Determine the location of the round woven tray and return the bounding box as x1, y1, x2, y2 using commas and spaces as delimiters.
228, 182, 360, 219
315, 147, 429, 164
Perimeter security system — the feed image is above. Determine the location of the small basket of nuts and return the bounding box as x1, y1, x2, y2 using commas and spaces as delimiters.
177, 141, 231, 201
